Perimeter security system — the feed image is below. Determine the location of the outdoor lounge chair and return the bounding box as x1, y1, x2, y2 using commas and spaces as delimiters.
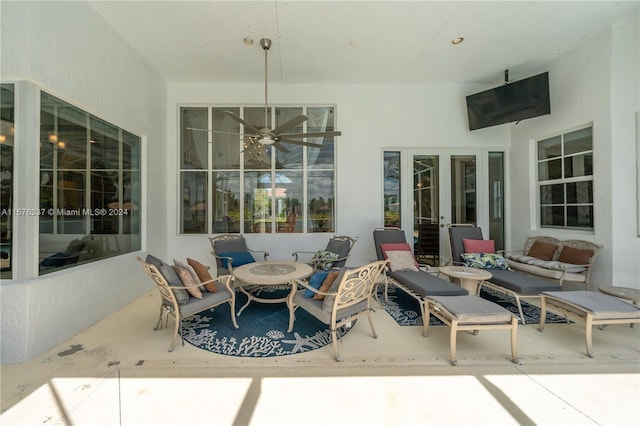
291, 235, 356, 271
373, 228, 468, 336
288, 260, 387, 361
447, 225, 562, 324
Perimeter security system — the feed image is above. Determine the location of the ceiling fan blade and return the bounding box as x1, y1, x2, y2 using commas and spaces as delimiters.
279, 131, 342, 138
278, 138, 323, 148
223, 111, 261, 134
271, 115, 308, 135
273, 141, 291, 153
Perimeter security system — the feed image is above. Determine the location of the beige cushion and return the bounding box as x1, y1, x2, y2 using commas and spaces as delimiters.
428, 295, 514, 324
543, 291, 640, 320
172, 265, 203, 299
386, 250, 419, 272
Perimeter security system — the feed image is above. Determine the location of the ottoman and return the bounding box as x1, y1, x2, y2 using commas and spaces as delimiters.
425, 295, 519, 365
539, 290, 640, 357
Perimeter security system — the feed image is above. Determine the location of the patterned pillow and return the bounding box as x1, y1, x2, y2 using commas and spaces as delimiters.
314, 250, 340, 271
461, 252, 511, 270
172, 265, 204, 298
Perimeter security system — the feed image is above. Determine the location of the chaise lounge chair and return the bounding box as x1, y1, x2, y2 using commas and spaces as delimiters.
447, 225, 562, 324
373, 228, 468, 336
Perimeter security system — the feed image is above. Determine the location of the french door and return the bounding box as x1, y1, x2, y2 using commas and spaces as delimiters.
383, 149, 505, 265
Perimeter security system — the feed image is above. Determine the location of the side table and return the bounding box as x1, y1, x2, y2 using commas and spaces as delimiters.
438, 265, 492, 295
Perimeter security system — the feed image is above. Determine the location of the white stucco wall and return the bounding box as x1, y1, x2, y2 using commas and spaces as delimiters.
0, 1, 168, 363
508, 17, 640, 289
165, 82, 510, 268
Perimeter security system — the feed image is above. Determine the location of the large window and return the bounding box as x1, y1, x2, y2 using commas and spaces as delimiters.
179, 105, 337, 234
0, 84, 14, 279
39, 92, 141, 274
537, 126, 593, 230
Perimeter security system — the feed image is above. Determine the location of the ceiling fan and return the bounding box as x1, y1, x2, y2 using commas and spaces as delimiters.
189, 38, 341, 152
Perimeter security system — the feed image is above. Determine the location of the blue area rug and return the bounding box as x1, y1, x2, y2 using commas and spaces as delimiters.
377, 283, 567, 326
181, 287, 352, 357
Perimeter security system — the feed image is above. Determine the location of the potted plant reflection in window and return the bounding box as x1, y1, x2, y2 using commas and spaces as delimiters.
309, 197, 333, 232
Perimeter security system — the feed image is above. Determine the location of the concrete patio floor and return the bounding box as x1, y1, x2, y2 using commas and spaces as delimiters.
1, 286, 639, 425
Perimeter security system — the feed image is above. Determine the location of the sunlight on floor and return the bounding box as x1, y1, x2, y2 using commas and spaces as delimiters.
3, 372, 638, 425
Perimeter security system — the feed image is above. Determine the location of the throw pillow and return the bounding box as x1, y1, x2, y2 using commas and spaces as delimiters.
172, 265, 203, 298
462, 238, 495, 254
145, 254, 189, 304
313, 270, 341, 300
527, 240, 558, 261
322, 268, 349, 313
218, 252, 255, 269
174, 259, 201, 284
557, 246, 594, 265
187, 258, 217, 292
379, 242, 419, 268
314, 250, 340, 271
305, 270, 330, 298
386, 250, 419, 271
461, 253, 511, 270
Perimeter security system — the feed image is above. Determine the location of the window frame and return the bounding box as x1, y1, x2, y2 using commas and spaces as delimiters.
39, 91, 142, 275
179, 104, 338, 235
536, 124, 594, 231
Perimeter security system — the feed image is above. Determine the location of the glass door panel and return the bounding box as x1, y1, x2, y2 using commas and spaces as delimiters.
411, 151, 483, 265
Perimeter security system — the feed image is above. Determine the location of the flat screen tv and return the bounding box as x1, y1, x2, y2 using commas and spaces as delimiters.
466, 72, 550, 131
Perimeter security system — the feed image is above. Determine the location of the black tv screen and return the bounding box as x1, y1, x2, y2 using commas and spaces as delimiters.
466, 72, 550, 131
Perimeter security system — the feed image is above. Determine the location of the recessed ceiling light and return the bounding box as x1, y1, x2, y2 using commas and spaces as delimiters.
243, 37, 254, 46
349, 38, 360, 46
452, 37, 464, 45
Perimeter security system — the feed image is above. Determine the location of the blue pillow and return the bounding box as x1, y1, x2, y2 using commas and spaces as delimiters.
218, 252, 255, 269
305, 270, 329, 298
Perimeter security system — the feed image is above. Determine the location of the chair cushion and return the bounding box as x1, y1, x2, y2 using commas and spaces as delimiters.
527, 240, 558, 261
214, 238, 248, 254
305, 270, 329, 298
488, 270, 561, 295
180, 286, 233, 317
373, 229, 408, 260
428, 295, 514, 324
326, 239, 352, 267
462, 238, 495, 254
145, 254, 189, 304
218, 252, 255, 268
542, 291, 640, 320
461, 253, 511, 270
187, 258, 217, 292
294, 290, 367, 324
448, 227, 484, 263
388, 270, 468, 297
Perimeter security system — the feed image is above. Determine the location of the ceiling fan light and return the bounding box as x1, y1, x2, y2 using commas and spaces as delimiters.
258, 137, 274, 145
